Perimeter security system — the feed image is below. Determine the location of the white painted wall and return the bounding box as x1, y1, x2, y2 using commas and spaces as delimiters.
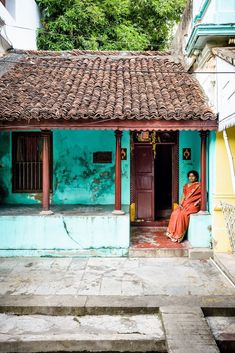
216, 57, 235, 130
193, 0, 235, 25
0, 0, 40, 53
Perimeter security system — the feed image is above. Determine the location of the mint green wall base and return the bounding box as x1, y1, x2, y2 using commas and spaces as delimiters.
0, 212, 130, 256
0, 248, 128, 257
187, 213, 212, 248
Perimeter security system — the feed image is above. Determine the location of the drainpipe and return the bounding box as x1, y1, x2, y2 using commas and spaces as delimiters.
223, 129, 235, 194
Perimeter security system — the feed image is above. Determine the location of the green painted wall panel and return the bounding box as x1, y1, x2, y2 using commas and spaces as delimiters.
0, 130, 130, 206
188, 213, 212, 247
52, 130, 130, 205
208, 131, 216, 213
0, 212, 130, 251
179, 131, 201, 201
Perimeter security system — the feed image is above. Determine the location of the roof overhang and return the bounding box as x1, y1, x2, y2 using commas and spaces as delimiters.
219, 114, 235, 131
0, 118, 218, 131
185, 24, 235, 55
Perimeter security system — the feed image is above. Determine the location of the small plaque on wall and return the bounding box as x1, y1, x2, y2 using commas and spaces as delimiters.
93, 152, 112, 163
121, 148, 127, 160
183, 148, 191, 160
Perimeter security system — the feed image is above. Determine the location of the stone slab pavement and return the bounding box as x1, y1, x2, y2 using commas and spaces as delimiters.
0, 257, 235, 353
0, 313, 166, 352
214, 253, 235, 285
160, 306, 220, 353
0, 257, 234, 298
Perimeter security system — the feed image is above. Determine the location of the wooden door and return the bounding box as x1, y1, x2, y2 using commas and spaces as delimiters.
134, 144, 154, 220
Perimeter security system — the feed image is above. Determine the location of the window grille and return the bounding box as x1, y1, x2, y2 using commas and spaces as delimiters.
12, 132, 52, 193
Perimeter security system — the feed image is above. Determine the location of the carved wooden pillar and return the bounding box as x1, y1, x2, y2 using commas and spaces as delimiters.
40, 130, 53, 215
200, 131, 208, 212
112, 130, 125, 215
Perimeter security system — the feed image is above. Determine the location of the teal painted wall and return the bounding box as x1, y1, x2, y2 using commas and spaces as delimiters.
52, 130, 130, 205
0, 130, 130, 205
179, 131, 201, 201
0, 130, 42, 204
208, 131, 216, 213
0, 212, 130, 254
188, 213, 212, 247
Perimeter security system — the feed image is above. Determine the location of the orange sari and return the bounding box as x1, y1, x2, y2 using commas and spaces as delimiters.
166, 182, 201, 242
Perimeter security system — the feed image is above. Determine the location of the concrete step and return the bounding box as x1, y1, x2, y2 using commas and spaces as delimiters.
213, 253, 235, 285
206, 316, 235, 353
160, 306, 220, 353
0, 313, 166, 352
129, 247, 189, 257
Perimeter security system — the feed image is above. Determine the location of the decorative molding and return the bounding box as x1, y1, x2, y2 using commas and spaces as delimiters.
186, 24, 235, 55
193, 0, 211, 24
0, 118, 218, 131
213, 194, 235, 199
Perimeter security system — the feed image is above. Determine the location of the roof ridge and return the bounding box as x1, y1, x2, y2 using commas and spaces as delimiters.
9, 49, 172, 57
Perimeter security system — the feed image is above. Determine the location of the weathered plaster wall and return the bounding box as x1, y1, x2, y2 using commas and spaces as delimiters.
0, 211, 130, 255
171, 0, 193, 58
208, 131, 216, 213
0, 130, 130, 206
179, 131, 201, 200
0, 132, 10, 203
213, 128, 235, 253
52, 130, 130, 205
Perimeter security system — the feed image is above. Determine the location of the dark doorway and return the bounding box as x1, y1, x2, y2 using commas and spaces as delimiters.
155, 144, 172, 219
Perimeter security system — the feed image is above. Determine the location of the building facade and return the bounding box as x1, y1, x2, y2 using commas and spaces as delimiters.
0, 0, 40, 54
0, 50, 216, 256
173, 0, 235, 253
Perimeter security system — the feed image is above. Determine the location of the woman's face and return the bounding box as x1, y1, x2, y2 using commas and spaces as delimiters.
188, 173, 197, 183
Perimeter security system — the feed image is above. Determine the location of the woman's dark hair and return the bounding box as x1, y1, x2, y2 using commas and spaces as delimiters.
187, 170, 199, 181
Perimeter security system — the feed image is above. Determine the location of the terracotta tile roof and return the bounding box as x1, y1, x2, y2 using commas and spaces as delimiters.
0, 50, 215, 122
212, 47, 235, 66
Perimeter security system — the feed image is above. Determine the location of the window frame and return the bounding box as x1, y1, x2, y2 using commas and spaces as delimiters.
12, 131, 53, 193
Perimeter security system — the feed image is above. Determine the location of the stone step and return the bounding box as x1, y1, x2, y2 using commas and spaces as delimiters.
129, 247, 189, 257
2, 295, 235, 317
160, 306, 220, 353
0, 313, 166, 352
213, 253, 235, 285
206, 315, 235, 353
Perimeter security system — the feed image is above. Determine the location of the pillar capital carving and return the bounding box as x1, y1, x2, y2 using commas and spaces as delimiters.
115, 129, 123, 138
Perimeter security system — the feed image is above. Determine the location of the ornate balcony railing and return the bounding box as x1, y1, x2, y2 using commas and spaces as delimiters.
220, 202, 235, 252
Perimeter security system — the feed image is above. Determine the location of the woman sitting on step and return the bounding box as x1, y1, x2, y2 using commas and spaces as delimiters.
166, 170, 201, 243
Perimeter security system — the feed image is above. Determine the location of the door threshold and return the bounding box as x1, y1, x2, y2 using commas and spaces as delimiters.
131, 220, 169, 227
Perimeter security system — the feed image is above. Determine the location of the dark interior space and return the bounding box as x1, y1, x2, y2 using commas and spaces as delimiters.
155, 144, 172, 219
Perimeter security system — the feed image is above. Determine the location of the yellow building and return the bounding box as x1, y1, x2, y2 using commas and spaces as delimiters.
213, 48, 235, 253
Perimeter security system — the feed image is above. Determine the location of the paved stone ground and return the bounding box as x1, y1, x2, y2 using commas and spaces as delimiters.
1, 257, 235, 352
0, 313, 166, 352
214, 253, 235, 284
161, 306, 220, 353
0, 257, 234, 297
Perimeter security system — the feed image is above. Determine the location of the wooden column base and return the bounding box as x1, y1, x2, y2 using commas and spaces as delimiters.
112, 209, 125, 215
40, 210, 54, 215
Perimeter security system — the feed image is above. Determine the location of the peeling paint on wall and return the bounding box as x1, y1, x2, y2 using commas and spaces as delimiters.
52, 130, 130, 205
179, 131, 201, 200
0, 130, 130, 205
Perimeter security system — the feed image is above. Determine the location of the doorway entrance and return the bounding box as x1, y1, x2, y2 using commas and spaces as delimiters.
131, 131, 179, 225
